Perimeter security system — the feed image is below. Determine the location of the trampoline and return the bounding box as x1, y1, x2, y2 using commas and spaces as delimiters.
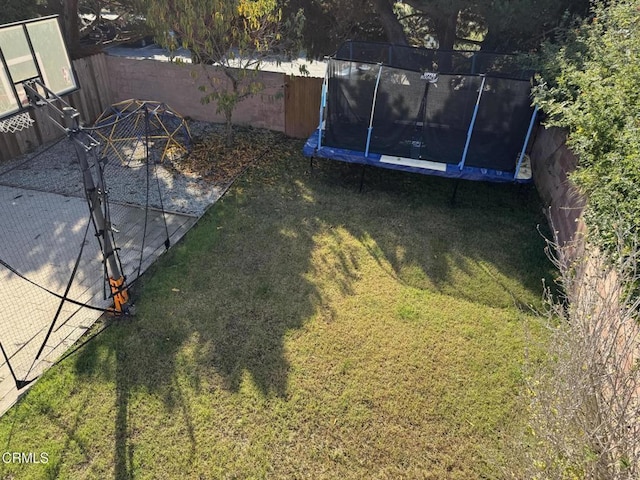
303, 41, 537, 183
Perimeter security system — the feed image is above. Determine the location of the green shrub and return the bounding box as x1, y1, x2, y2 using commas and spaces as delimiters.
533, 0, 640, 254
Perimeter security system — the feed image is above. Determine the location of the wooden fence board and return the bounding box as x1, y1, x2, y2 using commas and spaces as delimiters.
71, 57, 95, 122
32, 108, 59, 145
92, 54, 113, 113
284, 75, 323, 138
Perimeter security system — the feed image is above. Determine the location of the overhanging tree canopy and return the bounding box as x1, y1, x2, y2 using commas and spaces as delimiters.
287, 0, 590, 56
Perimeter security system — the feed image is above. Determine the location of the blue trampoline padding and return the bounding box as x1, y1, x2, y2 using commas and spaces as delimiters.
303, 130, 532, 184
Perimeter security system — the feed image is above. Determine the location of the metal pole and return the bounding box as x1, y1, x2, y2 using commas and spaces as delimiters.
64, 108, 131, 315
0, 342, 32, 390
22, 81, 131, 315
459, 75, 487, 170
514, 105, 539, 180
317, 68, 328, 149
348, 42, 354, 76
365, 65, 383, 157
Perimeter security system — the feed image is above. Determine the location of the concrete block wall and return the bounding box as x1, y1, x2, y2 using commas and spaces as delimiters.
105, 56, 286, 132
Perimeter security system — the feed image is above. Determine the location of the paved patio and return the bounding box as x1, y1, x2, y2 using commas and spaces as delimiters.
0, 184, 198, 415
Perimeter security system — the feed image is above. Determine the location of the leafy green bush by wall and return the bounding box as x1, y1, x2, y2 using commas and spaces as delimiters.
533, 0, 640, 255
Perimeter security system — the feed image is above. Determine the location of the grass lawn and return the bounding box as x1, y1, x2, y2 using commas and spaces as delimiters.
0, 133, 553, 479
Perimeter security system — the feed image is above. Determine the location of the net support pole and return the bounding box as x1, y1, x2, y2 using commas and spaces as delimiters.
514, 105, 539, 180
0, 342, 32, 390
458, 75, 487, 170
364, 65, 383, 158
317, 69, 328, 149
64, 109, 132, 316
22, 80, 132, 316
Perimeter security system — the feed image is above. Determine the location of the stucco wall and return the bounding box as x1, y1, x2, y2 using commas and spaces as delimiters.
105, 56, 286, 132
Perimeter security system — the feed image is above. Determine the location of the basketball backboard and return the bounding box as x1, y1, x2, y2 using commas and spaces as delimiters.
0, 16, 78, 121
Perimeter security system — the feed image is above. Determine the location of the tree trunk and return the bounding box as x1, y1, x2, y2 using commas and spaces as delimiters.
64, 0, 80, 51
434, 10, 458, 71
224, 109, 233, 147
370, 0, 408, 45
435, 10, 458, 51
221, 74, 239, 147
48, 0, 80, 56
480, 27, 501, 52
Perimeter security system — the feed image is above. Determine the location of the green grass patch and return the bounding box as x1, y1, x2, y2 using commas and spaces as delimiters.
0, 136, 553, 479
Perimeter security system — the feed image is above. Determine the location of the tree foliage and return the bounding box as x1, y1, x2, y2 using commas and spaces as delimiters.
0, 0, 39, 25
534, 0, 640, 254
288, 0, 589, 57
479, 0, 589, 51
283, 0, 387, 58
144, 0, 302, 144
397, 0, 590, 51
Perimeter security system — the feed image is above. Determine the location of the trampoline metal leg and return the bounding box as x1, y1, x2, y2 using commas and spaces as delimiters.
450, 179, 461, 205
309, 156, 314, 173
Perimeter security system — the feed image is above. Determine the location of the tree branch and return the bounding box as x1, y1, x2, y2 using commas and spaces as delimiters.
370, 0, 408, 45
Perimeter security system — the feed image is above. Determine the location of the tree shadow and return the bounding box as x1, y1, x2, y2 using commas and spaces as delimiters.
70, 156, 339, 476
308, 159, 553, 311
67, 148, 553, 478
0, 382, 93, 479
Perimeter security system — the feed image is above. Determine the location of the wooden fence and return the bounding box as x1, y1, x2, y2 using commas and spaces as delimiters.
1, 54, 323, 163
0, 54, 114, 162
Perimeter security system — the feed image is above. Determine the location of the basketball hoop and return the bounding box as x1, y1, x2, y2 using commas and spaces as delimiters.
0, 16, 78, 136
0, 112, 35, 133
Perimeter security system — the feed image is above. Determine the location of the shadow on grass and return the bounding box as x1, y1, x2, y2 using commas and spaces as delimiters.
71, 145, 553, 478
72, 155, 323, 475
307, 160, 554, 310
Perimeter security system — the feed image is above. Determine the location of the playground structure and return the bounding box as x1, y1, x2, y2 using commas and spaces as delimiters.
304, 41, 537, 184
94, 99, 192, 167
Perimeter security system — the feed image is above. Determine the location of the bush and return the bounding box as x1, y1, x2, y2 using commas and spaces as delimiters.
533, 0, 640, 255
506, 233, 640, 480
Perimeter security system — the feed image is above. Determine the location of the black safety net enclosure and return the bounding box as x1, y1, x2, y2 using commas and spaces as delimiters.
334, 41, 534, 79
305, 41, 537, 183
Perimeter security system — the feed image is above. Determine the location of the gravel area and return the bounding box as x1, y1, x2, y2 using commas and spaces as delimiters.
0, 121, 226, 217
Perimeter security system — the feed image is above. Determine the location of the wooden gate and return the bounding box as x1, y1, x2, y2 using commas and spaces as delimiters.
284, 75, 323, 139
